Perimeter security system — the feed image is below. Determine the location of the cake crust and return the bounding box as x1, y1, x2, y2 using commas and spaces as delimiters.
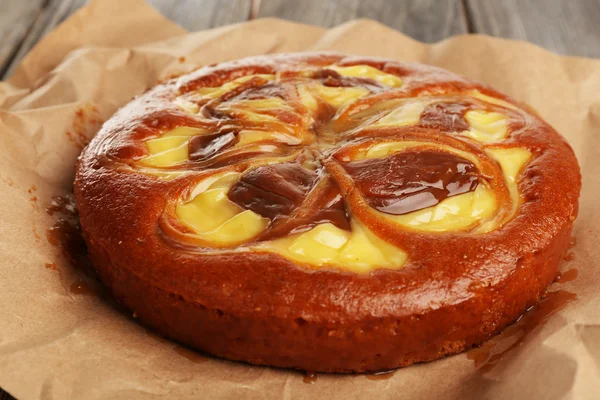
74, 52, 581, 372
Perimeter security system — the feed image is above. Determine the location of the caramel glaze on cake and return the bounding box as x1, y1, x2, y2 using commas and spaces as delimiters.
74, 52, 581, 373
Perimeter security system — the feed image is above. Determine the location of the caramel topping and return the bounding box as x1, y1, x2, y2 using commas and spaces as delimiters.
307, 177, 350, 232
132, 63, 534, 270
229, 82, 290, 102
189, 132, 236, 161
310, 69, 387, 92
343, 151, 480, 215
228, 163, 316, 220
303, 371, 318, 384
419, 102, 470, 132
365, 370, 396, 381
227, 163, 350, 234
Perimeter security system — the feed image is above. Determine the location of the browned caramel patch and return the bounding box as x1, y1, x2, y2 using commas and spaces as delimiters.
189, 132, 236, 161
228, 163, 316, 219
343, 151, 480, 215
420, 102, 470, 131
228, 163, 350, 234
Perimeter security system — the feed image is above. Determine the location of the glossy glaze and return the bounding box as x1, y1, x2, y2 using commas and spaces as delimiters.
74, 53, 581, 372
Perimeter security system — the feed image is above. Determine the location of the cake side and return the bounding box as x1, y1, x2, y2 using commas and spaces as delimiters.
74, 52, 581, 372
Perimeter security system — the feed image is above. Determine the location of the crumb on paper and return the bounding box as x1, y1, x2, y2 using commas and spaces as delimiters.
32, 223, 41, 242
1, 176, 14, 187
66, 103, 103, 150
44, 262, 58, 270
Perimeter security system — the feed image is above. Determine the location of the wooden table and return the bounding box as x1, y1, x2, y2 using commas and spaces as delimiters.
0, 0, 598, 398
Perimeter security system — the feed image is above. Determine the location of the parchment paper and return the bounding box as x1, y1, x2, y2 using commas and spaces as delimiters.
1, 1, 599, 399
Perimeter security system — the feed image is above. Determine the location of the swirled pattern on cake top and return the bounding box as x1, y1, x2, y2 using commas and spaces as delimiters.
121, 58, 535, 272
74, 53, 581, 373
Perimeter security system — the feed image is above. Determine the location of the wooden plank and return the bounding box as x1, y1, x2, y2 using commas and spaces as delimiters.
1, 0, 252, 80
256, 0, 468, 42
465, 0, 600, 57
147, 0, 252, 31
1, 0, 87, 79
0, 0, 46, 78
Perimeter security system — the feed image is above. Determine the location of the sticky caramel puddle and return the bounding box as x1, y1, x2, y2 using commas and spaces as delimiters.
467, 289, 577, 373
365, 370, 396, 381
44, 194, 99, 297
303, 371, 318, 384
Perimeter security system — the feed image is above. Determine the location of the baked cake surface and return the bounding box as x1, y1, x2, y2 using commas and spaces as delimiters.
74, 52, 580, 372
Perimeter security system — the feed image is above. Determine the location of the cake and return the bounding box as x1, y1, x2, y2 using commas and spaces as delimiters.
74, 52, 581, 372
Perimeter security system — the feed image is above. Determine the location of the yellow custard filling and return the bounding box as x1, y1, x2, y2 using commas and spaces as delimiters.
296, 84, 371, 110
259, 221, 407, 273
196, 74, 276, 99
175, 171, 407, 271
236, 130, 302, 146
331, 65, 403, 87
140, 127, 207, 168
374, 100, 428, 127
469, 90, 519, 111
141, 136, 190, 167
176, 172, 269, 245
313, 85, 371, 108
353, 142, 531, 232
487, 147, 532, 207
465, 110, 509, 142
173, 98, 200, 114
340, 89, 518, 144
132, 67, 536, 271
384, 186, 497, 232
162, 126, 206, 137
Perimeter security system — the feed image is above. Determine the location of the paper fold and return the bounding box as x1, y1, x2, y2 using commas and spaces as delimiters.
1, 0, 598, 399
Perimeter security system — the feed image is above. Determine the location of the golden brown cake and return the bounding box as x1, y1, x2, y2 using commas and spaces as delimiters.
74, 52, 581, 373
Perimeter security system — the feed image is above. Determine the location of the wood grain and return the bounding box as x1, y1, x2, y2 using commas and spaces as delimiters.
0, 0, 252, 79
0, 0, 46, 77
147, 0, 251, 31
257, 0, 468, 42
2, 0, 87, 79
465, 0, 600, 57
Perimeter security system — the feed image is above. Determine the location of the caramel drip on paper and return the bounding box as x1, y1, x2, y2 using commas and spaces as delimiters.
467, 290, 577, 373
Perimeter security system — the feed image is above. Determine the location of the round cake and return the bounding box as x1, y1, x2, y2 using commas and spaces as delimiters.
74, 52, 581, 373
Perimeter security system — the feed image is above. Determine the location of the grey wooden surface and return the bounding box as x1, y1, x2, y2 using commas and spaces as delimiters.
257, 0, 469, 41
2, 0, 600, 81
0, 0, 598, 399
465, 0, 600, 58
